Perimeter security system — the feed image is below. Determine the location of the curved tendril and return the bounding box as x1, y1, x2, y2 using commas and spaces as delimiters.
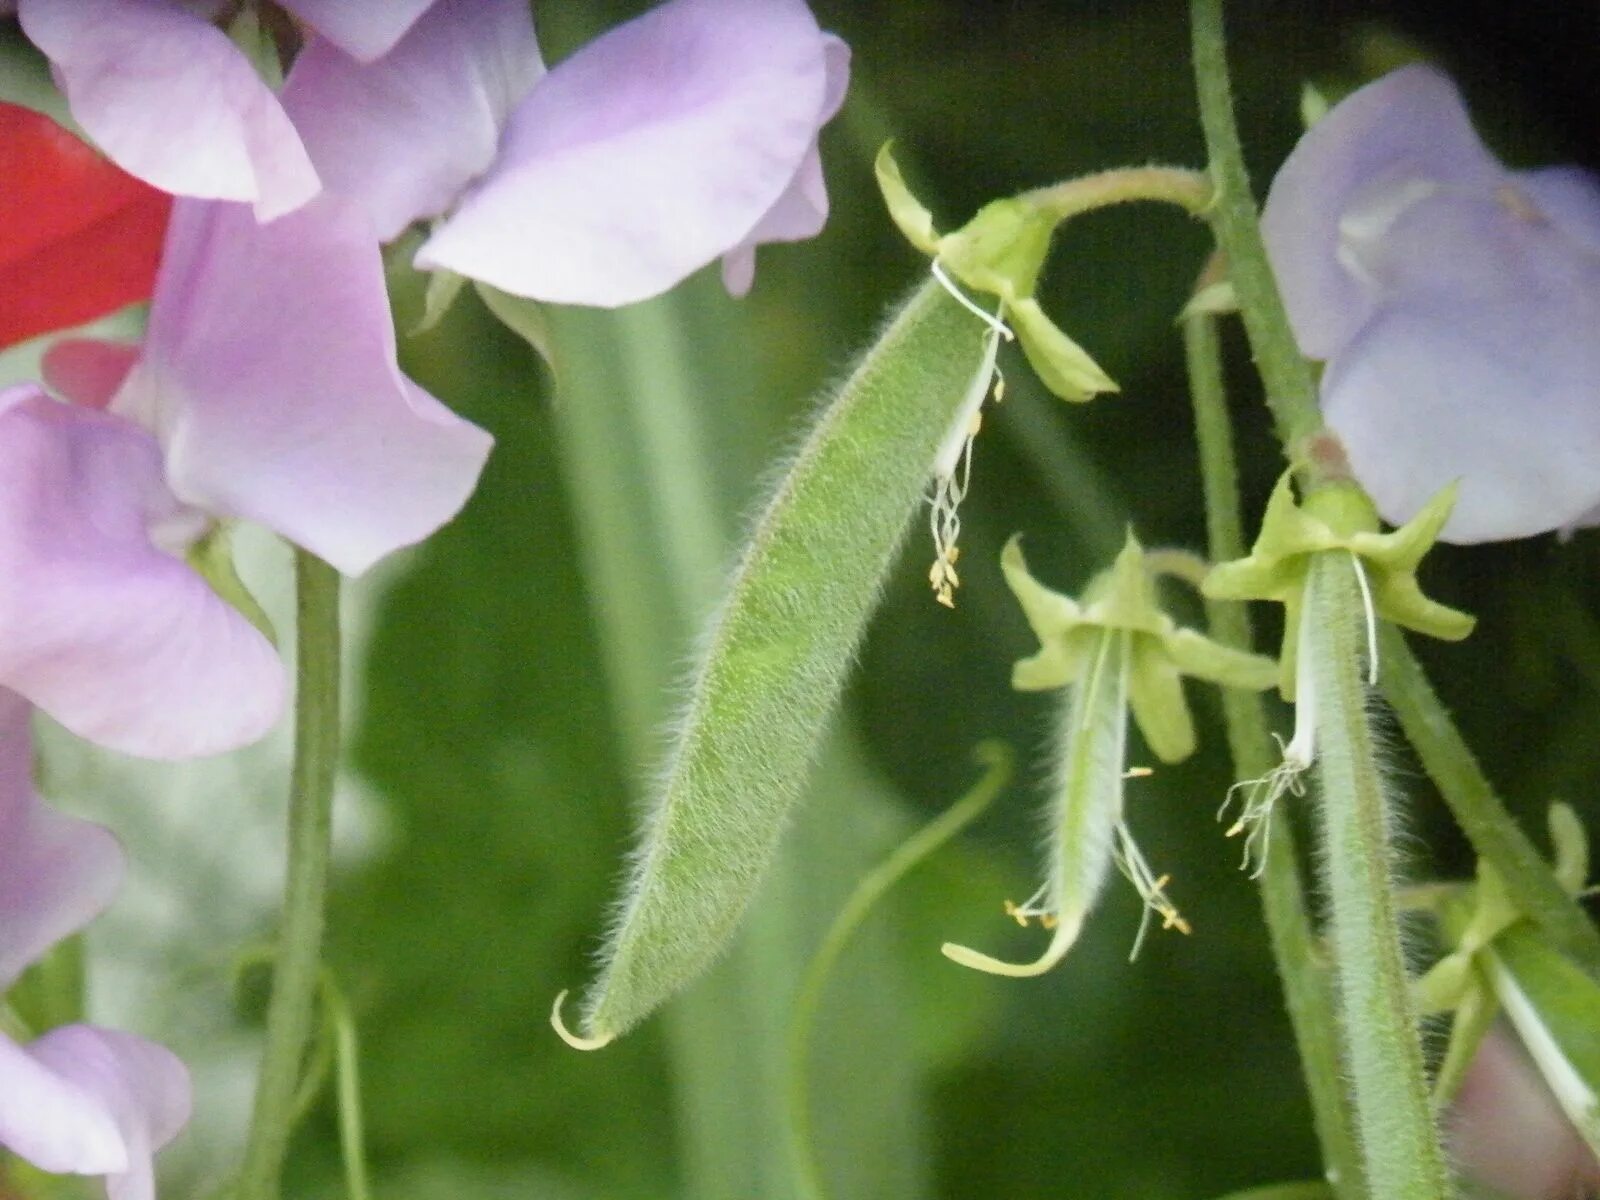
940, 912, 1086, 978
549, 990, 615, 1052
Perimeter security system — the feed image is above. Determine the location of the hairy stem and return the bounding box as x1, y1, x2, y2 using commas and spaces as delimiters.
237, 551, 342, 1200
1189, 0, 1324, 462
1019, 165, 1214, 221
1379, 626, 1600, 974
1184, 308, 1365, 1200
1307, 555, 1450, 1200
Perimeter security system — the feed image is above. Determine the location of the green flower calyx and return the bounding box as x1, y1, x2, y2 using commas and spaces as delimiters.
1003, 531, 1277, 763
1202, 472, 1475, 695
875, 144, 1117, 403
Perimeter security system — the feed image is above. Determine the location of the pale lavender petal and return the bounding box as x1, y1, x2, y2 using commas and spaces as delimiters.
417, 0, 835, 306
719, 34, 849, 296
18, 0, 319, 220
283, 0, 543, 241
0, 1035, 126, 1178
1516, 166, 1600, 256
9, 1025, 190, 1200
119, 197, 492, 576
1261, 64, 1503, 360
0, 385, 285, 757
0, 690, 123, 990
278, 0, 439, 62
1323, 280, 1600, 542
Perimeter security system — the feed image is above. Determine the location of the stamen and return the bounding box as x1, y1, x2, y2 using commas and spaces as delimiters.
1113, 824, 1190, 960
1348, 552, 1379, 686
549, 990, 614, 1052
1217, 732, 1309, 876
931, 260, 1015, 341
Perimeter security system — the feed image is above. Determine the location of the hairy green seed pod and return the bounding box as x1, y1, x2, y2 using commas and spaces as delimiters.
565, 280, 1004, 1043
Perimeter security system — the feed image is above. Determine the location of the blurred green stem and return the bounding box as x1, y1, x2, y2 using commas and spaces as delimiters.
1184, 308, 1364, 1200
1189, 0, 1324, 466
238, 551, 342, 1200
786, 744, 1011, 1200
1021, 165, 1213, 220
1379, 627, 1600, 974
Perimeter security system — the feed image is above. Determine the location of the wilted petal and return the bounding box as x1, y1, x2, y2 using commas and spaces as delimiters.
18, 0, 319, 220
278, 0, 439, 61
719, 34, 849, 296
0, 690, 123, 990
283, 0, 542, 241
0, 385, 284, 757
119, 197, 492, 575
2, 1025, 189, 1200
1261, 65, 1502, 360
418, 0, 836, 306
1322, 284, 1600, 542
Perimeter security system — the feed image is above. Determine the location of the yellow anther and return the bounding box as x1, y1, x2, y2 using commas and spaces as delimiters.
1124, 766, 1154, 779
1003, 899, 1028, 926
1039, 914, 1059, 930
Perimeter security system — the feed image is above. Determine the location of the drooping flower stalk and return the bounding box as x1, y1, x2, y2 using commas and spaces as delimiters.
236, 551, 342, 1200
1302, 551, 1450, 1200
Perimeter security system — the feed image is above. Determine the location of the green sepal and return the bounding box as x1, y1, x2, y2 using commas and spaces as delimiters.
228, 6, 283, 88
475, 281, 554, 370
411, 268, 469, 336
1203, 471, 1475, 694
1002, 532, 1276, 763
1551, 803, 1590, 897
187, 525, 276, 645
873, 143, 1117, 403
873, 143, 939, 255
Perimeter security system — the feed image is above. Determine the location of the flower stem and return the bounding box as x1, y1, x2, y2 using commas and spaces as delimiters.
237, 550, 342, 1200
1188, 0, 1324, 463
1184, 307, 1365, 1200
1379, 626, 1600, 974
1306, 554, 1450, 1200
1019, 166, 1214, 221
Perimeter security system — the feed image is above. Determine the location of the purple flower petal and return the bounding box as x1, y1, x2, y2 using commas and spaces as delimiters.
1261, 65, 1502, 360
0, 690, 123, 991
0, 385, 285, 757
1516, 166, 1600, 256
1322, 281, 1600, 542
1, 1025, 190, 1200
278, 0, 439, 62
417, 0, 839, 306
283, 0, 543, 241
18, 0, 320, 220
719, 34, 849, 296
118, 197, 493, 576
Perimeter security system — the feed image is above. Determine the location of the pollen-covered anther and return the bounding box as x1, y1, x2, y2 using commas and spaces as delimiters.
1124, 766, 1154, 779
1113, 823, 1191, 957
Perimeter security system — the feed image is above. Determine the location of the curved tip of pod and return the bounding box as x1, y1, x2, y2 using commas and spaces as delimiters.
939, 915, 1084, 979
550, 989, 616, 1052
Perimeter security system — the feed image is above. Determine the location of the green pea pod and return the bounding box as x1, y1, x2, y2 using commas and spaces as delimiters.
560, 279, 1002, 1044
1486, 922, 1600, 1158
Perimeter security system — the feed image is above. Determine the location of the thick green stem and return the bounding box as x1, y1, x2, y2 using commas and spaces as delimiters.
1379, 626, 1600, 974
237, 551, 342, 1200
1307, 554, 1450, 1200
1189, 0, 1324, 462
1184, 310, 1365, 1200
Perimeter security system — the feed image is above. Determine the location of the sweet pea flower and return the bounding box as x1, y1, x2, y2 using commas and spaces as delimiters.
1261, 65, 1600, 542
3, 193, 490, 759
282, 0, 849, 304
0, 691, 191, 1200
13, 0, 442, 219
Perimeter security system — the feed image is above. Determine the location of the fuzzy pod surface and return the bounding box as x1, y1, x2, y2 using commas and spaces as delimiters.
578, 279, 999, 1040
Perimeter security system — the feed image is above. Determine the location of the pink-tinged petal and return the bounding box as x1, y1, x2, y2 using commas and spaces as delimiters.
6, 1025, 190, 1200
0, 690, 123, 991
1323, 280, 1600, 542
120, 197, 492, 575
283, 0, 543, 241
1261, 65, 1504, 360
417, 0, 835, 306
18, 0, 320, 220
0, 385, 285, 758
1516, 166, 1600, 256
278, 0, 439, 61
42, 338, 140, 411
719, 34, 849, 296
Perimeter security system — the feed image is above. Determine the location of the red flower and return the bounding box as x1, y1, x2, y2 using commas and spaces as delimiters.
0, 101, 170, 351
